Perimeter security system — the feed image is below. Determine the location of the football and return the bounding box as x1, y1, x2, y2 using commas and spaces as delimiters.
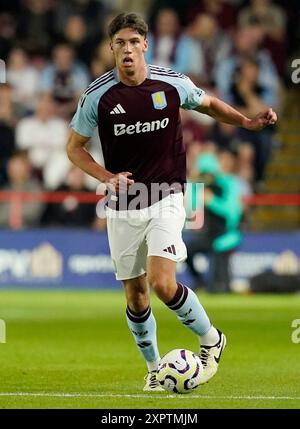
156, 349, 203, 393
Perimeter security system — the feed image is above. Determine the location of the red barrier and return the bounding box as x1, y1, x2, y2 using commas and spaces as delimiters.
0, 191, 300, 205
244, 194, 300, 206
0, 191, 105, 229
0, 191, 104, 203
0, 191, 299, 229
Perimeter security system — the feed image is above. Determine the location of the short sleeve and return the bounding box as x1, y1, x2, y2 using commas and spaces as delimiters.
178, 76, 206, 110
69, 92, 98, 138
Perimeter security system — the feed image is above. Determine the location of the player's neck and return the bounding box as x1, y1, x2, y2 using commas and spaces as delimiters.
117, 63, 147, 86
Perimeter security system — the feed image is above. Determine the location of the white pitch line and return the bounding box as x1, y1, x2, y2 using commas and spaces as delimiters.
0, 393, 299, 401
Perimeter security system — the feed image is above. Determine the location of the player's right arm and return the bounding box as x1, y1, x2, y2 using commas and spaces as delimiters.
67, 129, 113, 182
67, 130, 134, 193
68, 89, 134, 192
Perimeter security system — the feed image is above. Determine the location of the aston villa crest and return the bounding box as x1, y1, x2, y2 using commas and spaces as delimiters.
151, 91, 167, 110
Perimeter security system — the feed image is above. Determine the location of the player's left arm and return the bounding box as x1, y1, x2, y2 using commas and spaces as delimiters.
194, 94, 277, 131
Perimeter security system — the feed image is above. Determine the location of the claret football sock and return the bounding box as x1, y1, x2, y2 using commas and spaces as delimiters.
126, 306, 160, 368
166, 282, 211, 337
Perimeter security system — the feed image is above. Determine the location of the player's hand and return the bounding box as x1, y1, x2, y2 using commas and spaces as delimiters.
106, 172, 135, 194
244, 108, 277, 131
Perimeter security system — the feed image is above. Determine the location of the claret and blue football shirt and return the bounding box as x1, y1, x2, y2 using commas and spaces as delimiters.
70, 65, 205, 208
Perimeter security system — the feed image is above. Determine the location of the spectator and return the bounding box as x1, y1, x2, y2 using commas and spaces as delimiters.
188, 13, 232, 88
187, 0, 238, 33
0, 84, 16, 186
39, 42, 90, 119
219, 148, 253, 198
216, 24, 280, 107
6, 47, 40, 112
0, 78, 24, 122
63, 15, 95, 67
148, 0, 194, 28
229, 57, 277, 183
90, 57, 107, 81
15, 94, 70, 189
0, 83, 16, 127
185, 153, 243, 292
0, 151, 44, 229
180, 109, 208, 175
199, 122, 255, 195
53, 0, 108, 42
238, 0, 287, 73
110, 1, 153, 19
16, 0, 55, 51
238, 0, 286, 40
145, 8, 203, 75
92, 38, 115, 76
230, 58, 274, 116
207, 122, 240, 151
181, 109, 207, 148
0, 13, 18, 60
40, 165, 96, 228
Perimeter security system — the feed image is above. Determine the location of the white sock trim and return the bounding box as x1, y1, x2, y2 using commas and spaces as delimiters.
199, 326, 219, 346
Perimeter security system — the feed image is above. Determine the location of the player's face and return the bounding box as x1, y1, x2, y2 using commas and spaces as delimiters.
110, 28, 148, 77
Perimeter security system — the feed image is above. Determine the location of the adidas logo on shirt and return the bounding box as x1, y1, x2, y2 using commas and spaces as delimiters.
163, 245, 176, 255
110, 104, 126, 114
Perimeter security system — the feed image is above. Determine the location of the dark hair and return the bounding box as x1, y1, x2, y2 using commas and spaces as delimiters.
108, 13, 148, 39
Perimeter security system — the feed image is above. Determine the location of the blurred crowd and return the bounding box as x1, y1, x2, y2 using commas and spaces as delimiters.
0, 0, 299, 229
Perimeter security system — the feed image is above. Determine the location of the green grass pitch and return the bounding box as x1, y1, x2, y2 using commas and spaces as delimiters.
0, 290, 299, 409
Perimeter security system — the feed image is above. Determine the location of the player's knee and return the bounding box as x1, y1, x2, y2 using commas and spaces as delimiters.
148, 275, 176, 303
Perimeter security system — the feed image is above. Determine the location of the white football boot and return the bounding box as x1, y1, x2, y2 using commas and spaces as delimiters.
198, 329, 227, 385
143, 371, 165, 392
